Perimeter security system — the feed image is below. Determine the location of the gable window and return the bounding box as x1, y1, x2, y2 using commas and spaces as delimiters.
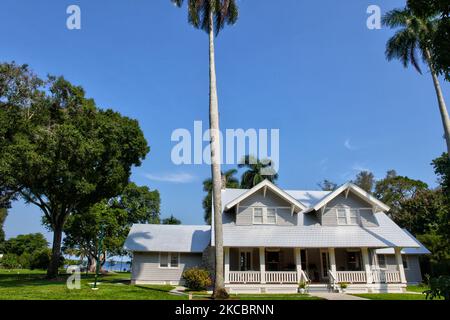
252, 207, 277, 225
336, 207, 360, 225
159, 252, 179, 269
266, 208, 277, 224
253, 208, 264, 224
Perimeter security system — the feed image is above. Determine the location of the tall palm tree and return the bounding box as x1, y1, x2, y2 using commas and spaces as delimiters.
202, 169, 239, 224
238, 155, 279, 189
383, 7, 450, 158
171, 0, 238, 299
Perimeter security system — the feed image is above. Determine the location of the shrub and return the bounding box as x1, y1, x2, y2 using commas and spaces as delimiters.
182, 268, 212, 291
0, 254, 21, 269
30, 249, 51, 270
424, 275, 450, 300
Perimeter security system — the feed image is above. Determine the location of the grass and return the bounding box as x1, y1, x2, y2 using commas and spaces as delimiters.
231, 294, 324, 300
0, 269, 185, 300
406, 284, 429, 293
352, 293, 443, 300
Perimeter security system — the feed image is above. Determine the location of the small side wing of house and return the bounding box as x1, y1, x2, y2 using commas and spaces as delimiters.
124, 224, 211, 253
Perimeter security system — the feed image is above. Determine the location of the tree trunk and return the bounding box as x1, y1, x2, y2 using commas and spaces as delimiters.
47, 224, 63, 279
425, 48, 450, 159
208, 11, 227, 299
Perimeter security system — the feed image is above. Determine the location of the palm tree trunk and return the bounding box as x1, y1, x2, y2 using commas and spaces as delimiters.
208, 10, 226, 299
425, 48, 450, 158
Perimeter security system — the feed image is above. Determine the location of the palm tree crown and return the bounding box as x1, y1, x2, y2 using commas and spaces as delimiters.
238, 155, 279, 189
382, 8, 437, 73
172, 0, 238, 35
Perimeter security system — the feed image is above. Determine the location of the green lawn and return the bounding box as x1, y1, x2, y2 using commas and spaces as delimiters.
231, 294, 324, 300
406, 285, 429, 293
0, 269, 185, 300
352, 293, 443, 300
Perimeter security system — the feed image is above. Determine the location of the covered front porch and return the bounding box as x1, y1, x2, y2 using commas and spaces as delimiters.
224, 247, 407, 288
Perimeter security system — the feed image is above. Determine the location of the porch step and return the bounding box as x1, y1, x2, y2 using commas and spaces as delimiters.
307, 284, 331, 293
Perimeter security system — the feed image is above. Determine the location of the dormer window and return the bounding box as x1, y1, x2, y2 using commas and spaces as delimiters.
252, 207, 277, 225
336, 207, 359, 225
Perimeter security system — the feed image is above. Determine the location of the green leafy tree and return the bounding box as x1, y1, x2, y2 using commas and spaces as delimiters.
162, 215, 182, 225
203, 169, 239, 224
238, 155, 279, 189
63, 183, 160, 271
407, 0, 450, 80
317, 179, 338, 191
374, 170, 429, 222
171, 0, 238, 299
0, 64, 149, 278
0, 63, 43, 207
383, 7, 450, 157
3, 233, 48, 256
353, 171, 375, 193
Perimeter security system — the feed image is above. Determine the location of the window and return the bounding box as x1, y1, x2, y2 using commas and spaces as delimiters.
160, 253, 169, 268
253, 208, 264, 224
348, 209, 359, 225
252, 207, 277, 225
402, 255, 408, 269
336, 207, 359, 225
377, 254, 386, 269
337, 208, 347, 225
239, 250, 253, 271
159, 252, 179, 268
266, 208, 277, 224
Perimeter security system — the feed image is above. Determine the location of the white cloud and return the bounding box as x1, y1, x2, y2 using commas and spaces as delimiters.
144, 172, 196, 183
344, 139, 357, 151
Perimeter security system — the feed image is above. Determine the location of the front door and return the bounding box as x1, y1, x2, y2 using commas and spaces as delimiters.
320, 250, 330, 279
239, 250, 252, 271
266, 251, 280, 271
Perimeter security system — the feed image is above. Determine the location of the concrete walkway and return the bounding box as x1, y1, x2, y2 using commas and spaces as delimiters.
311, 292, 369, 300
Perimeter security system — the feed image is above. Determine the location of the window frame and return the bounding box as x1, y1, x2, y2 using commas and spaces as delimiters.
159, 252, 180, 269
252, 207, 277, 225
336, 207, 360, 226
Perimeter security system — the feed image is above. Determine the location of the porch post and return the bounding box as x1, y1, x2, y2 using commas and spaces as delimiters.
328, 248, 337, 275
259, 247, 266, 284
224, 247, 230, 284
295, 248, 302, 282
395, 247, 407, 284
361, 247, 372, 284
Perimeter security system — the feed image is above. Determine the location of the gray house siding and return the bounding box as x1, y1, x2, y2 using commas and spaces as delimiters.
234, 189, 296, 226
321, 193, 379, 227
131, 252, 203, 285
381, 254, 422, 284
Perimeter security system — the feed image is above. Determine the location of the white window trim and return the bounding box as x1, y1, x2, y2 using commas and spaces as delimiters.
159, 252, 180, 269
335, 207, 361, 226
252, 207, 278, 225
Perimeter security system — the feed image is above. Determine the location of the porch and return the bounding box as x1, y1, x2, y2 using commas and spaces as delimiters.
224, 247, 407, 287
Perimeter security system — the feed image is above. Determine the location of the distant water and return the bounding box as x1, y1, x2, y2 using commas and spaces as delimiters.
103, 260, 131, 272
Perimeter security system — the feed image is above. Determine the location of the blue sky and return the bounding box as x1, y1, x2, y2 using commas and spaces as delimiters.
1, 0, 448, 242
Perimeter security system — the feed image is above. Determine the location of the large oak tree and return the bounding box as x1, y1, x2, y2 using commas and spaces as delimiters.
0, 63, 149, 278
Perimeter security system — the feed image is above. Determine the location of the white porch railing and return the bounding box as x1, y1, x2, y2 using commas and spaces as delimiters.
228, 271, 298, 284
265, 271, 298, 284
228, 271, 261, 284
371, 270, 401, 283
335, 271, 367, 283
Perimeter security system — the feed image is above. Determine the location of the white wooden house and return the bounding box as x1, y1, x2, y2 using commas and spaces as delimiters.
125, 180, 430, 294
